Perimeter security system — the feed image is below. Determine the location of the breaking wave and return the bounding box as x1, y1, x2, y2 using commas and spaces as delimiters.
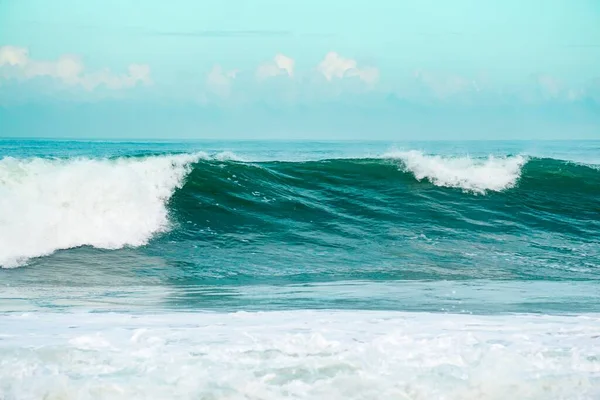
1, 151, 599, 268
0, 154, 200, 267
385, 150, 526, 193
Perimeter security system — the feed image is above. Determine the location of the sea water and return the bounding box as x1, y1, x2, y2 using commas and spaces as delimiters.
1, 139, 599, 399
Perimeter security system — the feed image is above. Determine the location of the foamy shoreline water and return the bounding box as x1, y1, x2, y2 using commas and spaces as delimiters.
1, 310, 599, 400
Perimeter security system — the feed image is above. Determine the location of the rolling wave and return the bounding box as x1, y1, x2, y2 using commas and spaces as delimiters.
1, 151, 599, 268
386, 150, 525, 193
0, 153, 200, 267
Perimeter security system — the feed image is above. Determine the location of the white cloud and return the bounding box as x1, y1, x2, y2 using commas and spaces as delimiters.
316, 52, 379, 84
537, 74, 561, 97
0, 46, 28, 66
256, 53, 294, 80
0, 46, 152, 90
566, 88, 584, 101
206, 65, 238, 97
535, 75, 590, 102
414, 70, 473, 98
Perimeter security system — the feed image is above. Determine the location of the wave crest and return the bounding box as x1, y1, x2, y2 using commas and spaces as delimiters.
0, 154, 200, 268
385, 150, 526, 193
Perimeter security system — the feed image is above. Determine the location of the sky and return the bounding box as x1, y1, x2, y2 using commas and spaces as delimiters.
0, 0, 599, 140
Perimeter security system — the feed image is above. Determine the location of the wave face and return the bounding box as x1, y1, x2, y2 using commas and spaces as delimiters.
1, 147, 599, 285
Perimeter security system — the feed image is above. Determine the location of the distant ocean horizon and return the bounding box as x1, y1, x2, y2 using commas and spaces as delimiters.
1, 139, 599, 399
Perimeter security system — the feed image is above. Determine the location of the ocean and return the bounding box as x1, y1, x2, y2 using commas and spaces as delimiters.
0, 139, 599, 399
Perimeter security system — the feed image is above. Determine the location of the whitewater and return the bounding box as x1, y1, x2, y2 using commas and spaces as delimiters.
1, 139, 599, 399
2, 311, 600, 400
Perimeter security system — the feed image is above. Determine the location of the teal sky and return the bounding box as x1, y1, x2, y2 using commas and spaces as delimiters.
0, 0, 599, 139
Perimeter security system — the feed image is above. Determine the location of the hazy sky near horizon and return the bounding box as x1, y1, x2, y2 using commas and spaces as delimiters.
0, 0, 599, 139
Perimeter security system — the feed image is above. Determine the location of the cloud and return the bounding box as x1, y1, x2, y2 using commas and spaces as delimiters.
414, 70, 474, 98
0, 45, 151, 90
534, 74, 591, 102
0, 46, 29, 66
256, 54, 295, 80
537, 74, 561, 97
206, 64, 238, 97
566, 88, 584, 101
316, 52, 379, 84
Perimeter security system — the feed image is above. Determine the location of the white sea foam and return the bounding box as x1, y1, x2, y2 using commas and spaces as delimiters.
385, 150, 526, 194
1, 310, 598, 400
0, 153, 203, 268
213, 150, 246, 162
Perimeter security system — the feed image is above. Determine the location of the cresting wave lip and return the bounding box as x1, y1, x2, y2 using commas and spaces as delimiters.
0, 153, 204, 268
383, 150, 526, 194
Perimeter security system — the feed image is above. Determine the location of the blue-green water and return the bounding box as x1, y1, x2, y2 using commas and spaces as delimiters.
1, 140, 599, 399
2, 139, 599, 312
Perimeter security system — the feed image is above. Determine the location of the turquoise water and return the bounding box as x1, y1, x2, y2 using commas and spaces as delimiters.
1, 140, 599, 399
